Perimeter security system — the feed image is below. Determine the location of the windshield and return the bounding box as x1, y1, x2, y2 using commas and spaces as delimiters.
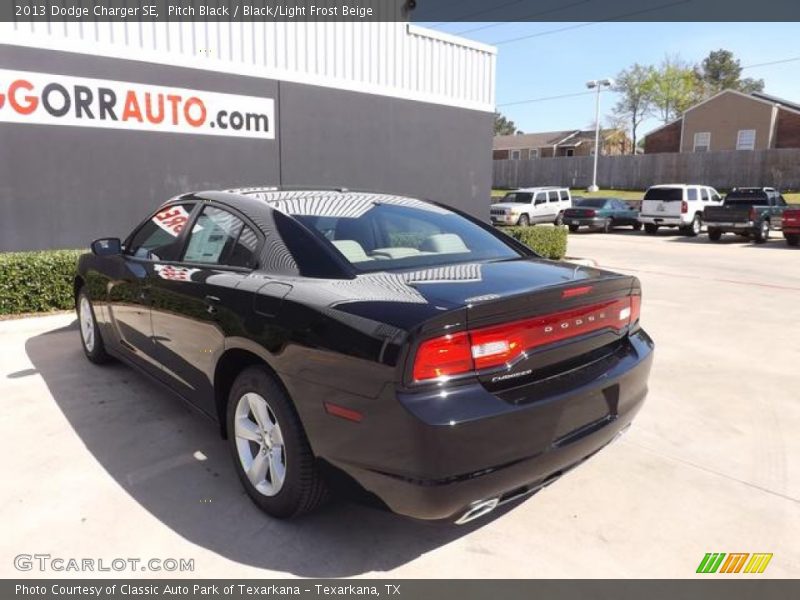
288, 199, 523, 273
497, 192, 532, 204
644, 188, 683, 201
574, 198, 609, 208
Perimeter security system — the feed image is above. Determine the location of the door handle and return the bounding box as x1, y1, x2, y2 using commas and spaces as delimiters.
205, 295, 221, 315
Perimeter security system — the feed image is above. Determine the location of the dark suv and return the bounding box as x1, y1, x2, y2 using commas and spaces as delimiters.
74, 188, 654, 523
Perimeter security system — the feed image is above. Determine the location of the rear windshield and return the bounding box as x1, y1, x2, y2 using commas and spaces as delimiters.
574, 198, 609, 208
725, 191, 768, 205
644, 188, 683, 201
498, 192, 532, 204
283, 198, 523, 273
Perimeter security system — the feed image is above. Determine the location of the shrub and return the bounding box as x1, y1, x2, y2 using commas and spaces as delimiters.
500, 226, 568, 259
0, 249, 85, 315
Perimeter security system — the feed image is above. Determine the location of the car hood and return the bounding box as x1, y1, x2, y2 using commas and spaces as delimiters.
491, 203, 527, 210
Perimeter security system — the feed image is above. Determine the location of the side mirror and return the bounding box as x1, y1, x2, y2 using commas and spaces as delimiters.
91, 237, 122, 256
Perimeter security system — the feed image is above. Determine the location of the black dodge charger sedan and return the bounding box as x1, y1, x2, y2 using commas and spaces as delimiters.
75, 188, 653, 523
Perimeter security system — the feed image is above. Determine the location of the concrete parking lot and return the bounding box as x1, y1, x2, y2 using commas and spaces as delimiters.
1, 230, 798, 578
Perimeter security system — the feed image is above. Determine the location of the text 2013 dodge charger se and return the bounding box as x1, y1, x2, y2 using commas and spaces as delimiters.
75, 188, 654, 523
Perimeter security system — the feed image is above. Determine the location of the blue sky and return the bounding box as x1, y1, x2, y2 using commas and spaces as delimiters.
427, 22, 800, 138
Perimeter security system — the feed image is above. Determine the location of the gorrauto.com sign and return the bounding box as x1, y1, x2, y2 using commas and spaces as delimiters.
0, 68, 275, 139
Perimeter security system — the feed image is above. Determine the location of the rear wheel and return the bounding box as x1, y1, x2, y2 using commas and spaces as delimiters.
568, 224, 579, 233
554, 212, 564, 226
708, 228, 723, 242
227, 366, 327, 518
632, 222, 642, 231
602, 219, 612, 233
644, 223, 659, 235
517, 214, 530, 227
786, 233, 799, 247
76, 288, 111, 364
754, 220, 770, 244
682, 214, 702, 237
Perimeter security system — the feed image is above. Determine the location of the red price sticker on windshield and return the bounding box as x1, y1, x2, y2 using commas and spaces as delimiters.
153, 206, 192, 237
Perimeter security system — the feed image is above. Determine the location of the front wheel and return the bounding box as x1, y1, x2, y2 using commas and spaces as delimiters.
754, 220, 770, 244
644, 223, 659, 235
76, 288, 112, 364
708, 228, 723, 242
786, 233, 799, 247
227, 366, 328, 518
517, 214, 530, 227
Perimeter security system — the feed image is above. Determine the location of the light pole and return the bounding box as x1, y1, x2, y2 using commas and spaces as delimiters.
585, 78, 613, 193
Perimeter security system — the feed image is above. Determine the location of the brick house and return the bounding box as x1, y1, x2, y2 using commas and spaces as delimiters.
643, 90, 800, 154
493, 128, 630, 160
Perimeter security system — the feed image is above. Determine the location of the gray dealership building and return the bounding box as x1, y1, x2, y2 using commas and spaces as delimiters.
0, 18, 495, 251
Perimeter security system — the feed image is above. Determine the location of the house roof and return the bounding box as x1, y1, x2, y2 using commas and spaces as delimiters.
493, 130, 579, 150
751, 91, 800, 114
493, 129, 622, 150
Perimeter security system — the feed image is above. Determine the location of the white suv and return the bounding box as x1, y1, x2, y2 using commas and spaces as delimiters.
490, 187, 572, 227
638, 184, 722, 236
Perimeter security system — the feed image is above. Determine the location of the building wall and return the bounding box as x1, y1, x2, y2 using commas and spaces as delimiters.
0, 44, 493, 252
680, 92, 774, 153
774, 108, 800, 148
644, 120, 682, 153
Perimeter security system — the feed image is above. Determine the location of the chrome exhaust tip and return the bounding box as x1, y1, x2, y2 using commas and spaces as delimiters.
454, 497, 500, 525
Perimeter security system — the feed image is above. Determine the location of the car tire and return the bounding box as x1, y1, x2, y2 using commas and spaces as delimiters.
683, 214, 702, 237
786, 233, 799, 247
708, 228, 723, 242
554, 212, 564, 226
754, 220, 770, 244
632, 222, 642, 231
227, 366, 328, 519
76, 288, 112, 365
517, 214, 530, 227
602, 219, 612, 233
644, 224, 659, 235
568, 224, 579, 233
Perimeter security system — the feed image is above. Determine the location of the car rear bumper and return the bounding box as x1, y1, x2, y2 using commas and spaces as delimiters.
637, 215, 685, 227
328, 329, 654, 521
782, 226, 800, 234
564, 216, 607, 227
707, 221, 755, 230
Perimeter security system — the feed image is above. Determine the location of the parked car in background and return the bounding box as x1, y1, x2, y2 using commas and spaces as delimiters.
704, 188, 787, 243
74, 188, 653, 523
782, 207, 800, 246
490, 187, 572, 227
563, 198, 641, 233
638, 184, 722, 236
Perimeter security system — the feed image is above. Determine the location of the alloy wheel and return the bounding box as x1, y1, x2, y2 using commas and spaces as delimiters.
234, 392, 287, 496
79, 296, 95, 352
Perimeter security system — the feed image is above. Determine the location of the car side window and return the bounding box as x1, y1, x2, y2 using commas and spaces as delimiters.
559, 190, 569, 202
548, 191, 559, 203
778, 195, 787, 206
687, 188, 699, 201
700, 188, 709, 202
126, 203, 196, 261
534, 193, 546, 205
182, 206, 259, 268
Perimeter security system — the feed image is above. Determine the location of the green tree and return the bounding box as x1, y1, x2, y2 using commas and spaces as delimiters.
696, 49, 765, 95
612, 64, 655, 153
648, 55, 701, 123
494, 112, 522, 135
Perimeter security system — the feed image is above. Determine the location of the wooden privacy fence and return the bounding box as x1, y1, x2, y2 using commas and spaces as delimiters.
493, 148, 800, 191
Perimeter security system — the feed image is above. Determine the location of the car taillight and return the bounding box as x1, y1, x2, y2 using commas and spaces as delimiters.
412, 296, 640, 382
586, 209, 597, 217
412, 332, 474, 381
681, 201, 688, 214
